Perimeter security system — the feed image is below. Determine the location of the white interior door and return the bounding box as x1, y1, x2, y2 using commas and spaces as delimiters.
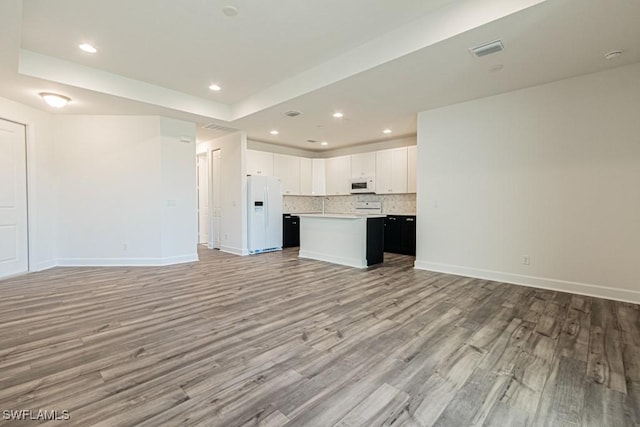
197, 153, 209, 244
0, 119, 28, 278
210, 149, 222, 249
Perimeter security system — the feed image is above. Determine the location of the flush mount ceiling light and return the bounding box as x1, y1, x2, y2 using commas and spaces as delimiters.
270, 130, 279, 135
222, 5, 238, 16
39, 92, 71, 108
208, 84, 221, 91
383, 129, 392, 134
79, 43, 97, 53
320, 141, 329, 146
332, 112, 344, 118
604, 50, 623, 60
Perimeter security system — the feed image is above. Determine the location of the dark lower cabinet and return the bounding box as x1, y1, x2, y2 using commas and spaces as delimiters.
384, 215, 416, 256
366, 217, 385, 266
283, 214, 300, 248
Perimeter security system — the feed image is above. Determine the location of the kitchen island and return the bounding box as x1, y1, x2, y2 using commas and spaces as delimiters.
297, 213, 385, 268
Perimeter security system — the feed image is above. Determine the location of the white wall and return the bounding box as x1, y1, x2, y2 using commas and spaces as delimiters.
159, 118, 197, 262
196, 131, 248, 255
0, 96, 56, 271
53, 115, 197, 265
415, 63, 640, 303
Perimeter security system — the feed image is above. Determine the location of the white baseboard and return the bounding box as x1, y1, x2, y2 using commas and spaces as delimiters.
220, 245, 249, 256
160, 254, 199, 265
57, 253, 198, 267
414, 260, 640, 305
299, 250, 366, 269
30, 259, 57, 272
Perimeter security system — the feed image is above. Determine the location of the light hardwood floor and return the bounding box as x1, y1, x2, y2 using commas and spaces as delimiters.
0, 247, 638, 426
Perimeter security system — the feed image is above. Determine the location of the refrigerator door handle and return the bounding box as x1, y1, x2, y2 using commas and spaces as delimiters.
265, 186, 269, 229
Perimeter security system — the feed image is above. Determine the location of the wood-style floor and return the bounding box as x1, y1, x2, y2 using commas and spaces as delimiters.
0, 247, 638, 427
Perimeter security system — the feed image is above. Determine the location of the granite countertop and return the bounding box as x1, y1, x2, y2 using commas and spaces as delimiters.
297, 213, 387, 219
285, 211, 416, 216
385, 212, 417, 216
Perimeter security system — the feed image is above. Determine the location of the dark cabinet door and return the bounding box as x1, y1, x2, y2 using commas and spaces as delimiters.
385, 215, 416, 255
366, 217, 385, 266
283, 215, 300, 248
400, 216, 416, 256
384, 216, 402, 253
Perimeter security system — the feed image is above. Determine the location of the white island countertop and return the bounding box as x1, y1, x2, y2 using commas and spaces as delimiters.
298, 213, 385, 268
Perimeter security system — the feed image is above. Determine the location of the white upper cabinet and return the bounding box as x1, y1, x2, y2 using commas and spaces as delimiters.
300, 157, 313, 195
376, 147, 408, 194
325, 155, 351, 195
246, 149, 274, 176
350, 152, 376, 178
273, 153, 301, 195
311, 158, 326, 196
407, 145, 417, 194
299, 158, 326, 196
249, 143, 416, 197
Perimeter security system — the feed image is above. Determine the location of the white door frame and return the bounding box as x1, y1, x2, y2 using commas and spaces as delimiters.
0, 117, 30, 276
196, 152, 209, 244
209, 148, 222, 250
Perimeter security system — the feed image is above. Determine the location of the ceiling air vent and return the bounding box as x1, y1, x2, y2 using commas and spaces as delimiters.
202, 123, 239, 133
470, 40, 504, 58
284, 110, 301, 117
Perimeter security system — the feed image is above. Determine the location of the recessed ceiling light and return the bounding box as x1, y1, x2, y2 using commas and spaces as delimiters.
222, 5, 239, 16
270, 130, 279, 135
79, 43, 97, 53
209, 84, 221, 91
39, 92, 71, 108
332, 112, 343, 118
320, 141, 329, 146
604, 50, 623, 60
383, 129, 392, 134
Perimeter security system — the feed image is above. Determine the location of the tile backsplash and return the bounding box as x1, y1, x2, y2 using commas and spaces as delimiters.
283, 194, 416, 215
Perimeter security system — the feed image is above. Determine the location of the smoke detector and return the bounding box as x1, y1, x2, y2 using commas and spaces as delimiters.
284, 110, 301, 117
470, 40, 504, 58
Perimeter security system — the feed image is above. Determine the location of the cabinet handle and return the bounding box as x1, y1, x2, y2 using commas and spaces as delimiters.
406, 218, 414, 222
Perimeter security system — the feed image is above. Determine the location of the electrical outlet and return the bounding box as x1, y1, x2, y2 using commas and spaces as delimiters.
522, 255, 530, 265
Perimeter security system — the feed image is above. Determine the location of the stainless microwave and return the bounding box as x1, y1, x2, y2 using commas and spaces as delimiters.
350, 177, 375, 194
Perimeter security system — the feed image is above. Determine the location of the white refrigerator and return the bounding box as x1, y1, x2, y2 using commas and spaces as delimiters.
247, 175, 283, 254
